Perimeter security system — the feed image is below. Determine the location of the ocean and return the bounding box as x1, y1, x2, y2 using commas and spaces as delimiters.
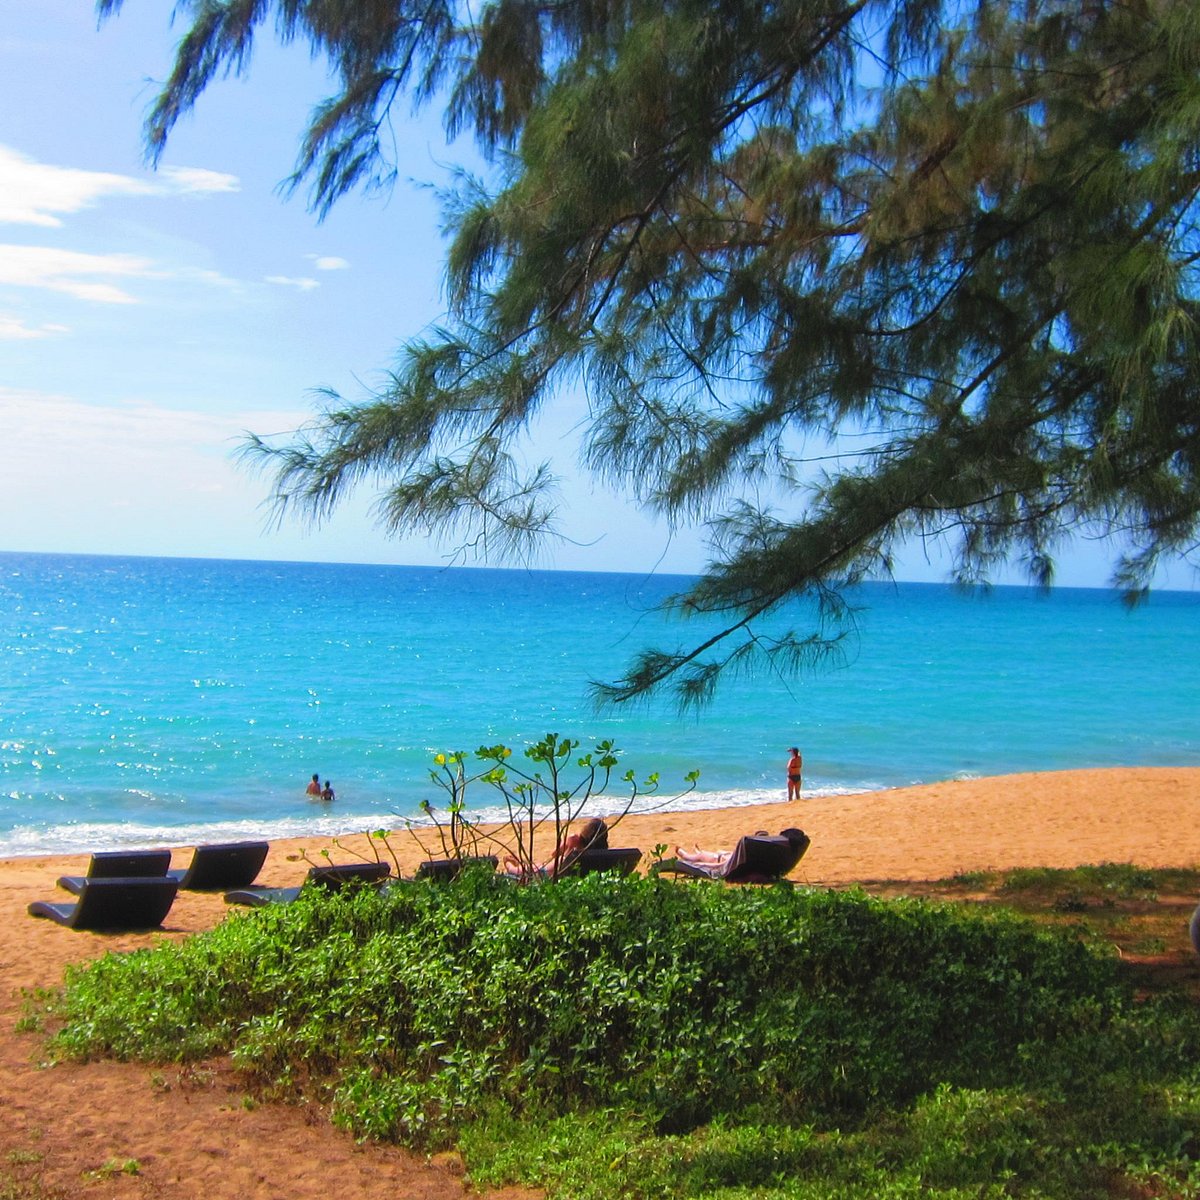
1, 551, 1196, 857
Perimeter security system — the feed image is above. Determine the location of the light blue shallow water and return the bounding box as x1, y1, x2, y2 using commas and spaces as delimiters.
1, 551, 1196, 856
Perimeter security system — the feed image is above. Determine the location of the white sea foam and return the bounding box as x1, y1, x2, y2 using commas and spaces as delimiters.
453, 784, 872, 829
0, 785, 871, 858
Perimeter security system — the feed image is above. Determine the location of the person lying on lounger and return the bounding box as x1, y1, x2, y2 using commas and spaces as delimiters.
673, 830, 770, 870
655, 828, 810, 883
503, 817, 608, 880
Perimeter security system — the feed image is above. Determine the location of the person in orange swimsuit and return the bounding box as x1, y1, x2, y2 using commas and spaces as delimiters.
786, 747, 803, 800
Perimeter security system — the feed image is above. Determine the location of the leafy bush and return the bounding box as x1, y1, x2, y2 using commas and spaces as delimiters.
410, 734, 698, 878
49, 874, 1142, 1150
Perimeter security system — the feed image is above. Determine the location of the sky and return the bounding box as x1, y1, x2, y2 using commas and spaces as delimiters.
0, 3, 1194, 590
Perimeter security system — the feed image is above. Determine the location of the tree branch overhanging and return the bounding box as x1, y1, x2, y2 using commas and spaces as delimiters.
103, 0, 1200, 705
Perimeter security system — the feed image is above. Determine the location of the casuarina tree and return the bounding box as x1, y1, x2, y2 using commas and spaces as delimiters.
102, 0, 1200, 706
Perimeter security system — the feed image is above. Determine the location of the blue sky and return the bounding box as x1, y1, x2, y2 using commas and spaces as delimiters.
0, 4, 1194, 590
0, 1, 707, 574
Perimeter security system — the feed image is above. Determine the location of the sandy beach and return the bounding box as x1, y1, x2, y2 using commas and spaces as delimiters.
2, 766, 1198, 1199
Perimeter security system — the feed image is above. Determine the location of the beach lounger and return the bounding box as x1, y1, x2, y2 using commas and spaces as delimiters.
56, 848, 173, 895
224, 860, 391, 907
652, 830, 810, 884
414, 855, 499, 882
29, 876, 179, 931
167, 840, 270, 890
559, 847, 642, 877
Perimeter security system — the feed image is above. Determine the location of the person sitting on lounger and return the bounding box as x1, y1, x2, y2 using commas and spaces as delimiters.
504, 817, 608, 880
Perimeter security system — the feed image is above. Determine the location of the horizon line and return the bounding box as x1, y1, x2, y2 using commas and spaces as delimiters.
1, 546, 1196, 596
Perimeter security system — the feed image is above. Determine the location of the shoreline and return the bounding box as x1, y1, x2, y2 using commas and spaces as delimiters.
5, 764, 1199, 876
7, 761, 1195, 861
0, 783, 868, 861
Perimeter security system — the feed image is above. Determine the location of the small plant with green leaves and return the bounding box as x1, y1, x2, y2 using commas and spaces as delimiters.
408, 734, 698, 880
82, 1159, 139, 1182
412, 750, 491, 863
290, 831, 406, 877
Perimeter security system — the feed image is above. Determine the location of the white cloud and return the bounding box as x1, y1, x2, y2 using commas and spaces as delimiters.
175, 265, 241, 291
0, 244, 157, 303
0, 388, 281, 546
308, 255, 350, 271
0, 244, 241, 305
0, 313, 68, 339
157, 165, 240, 195
0, 145, 154, 226
0, 144, 240, 227
265, 274, 320, 291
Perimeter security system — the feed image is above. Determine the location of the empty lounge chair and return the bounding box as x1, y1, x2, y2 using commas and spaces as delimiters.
651, 829, 810, 884
29, 876, 180, 931
224, 860, 391, 907
56, 848, 173, 895
168, 841, 270, 891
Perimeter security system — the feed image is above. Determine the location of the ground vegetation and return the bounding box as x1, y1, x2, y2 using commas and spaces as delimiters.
41, 867, 1200, 1198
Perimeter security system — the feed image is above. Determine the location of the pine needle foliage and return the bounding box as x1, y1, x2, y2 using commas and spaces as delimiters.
102, 0, 1200, 705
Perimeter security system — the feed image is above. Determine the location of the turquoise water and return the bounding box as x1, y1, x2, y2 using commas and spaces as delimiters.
1, 551, 1196, 856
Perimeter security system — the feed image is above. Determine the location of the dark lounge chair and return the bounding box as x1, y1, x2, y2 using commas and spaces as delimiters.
29, 876, 179, 931
559, 847, 642, 877
651, 829, 810, 884
56, 848, 173, 895
224, 860, 391, 907
414, 855, 499, 882
168, 840, 270, 891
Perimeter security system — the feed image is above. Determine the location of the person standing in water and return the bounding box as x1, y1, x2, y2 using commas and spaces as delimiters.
786, 747, 803, 800
306, 773, 322, 797
321, 780, 336, 802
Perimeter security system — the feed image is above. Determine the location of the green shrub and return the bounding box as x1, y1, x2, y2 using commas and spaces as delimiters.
47, 874, 1143, 1150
